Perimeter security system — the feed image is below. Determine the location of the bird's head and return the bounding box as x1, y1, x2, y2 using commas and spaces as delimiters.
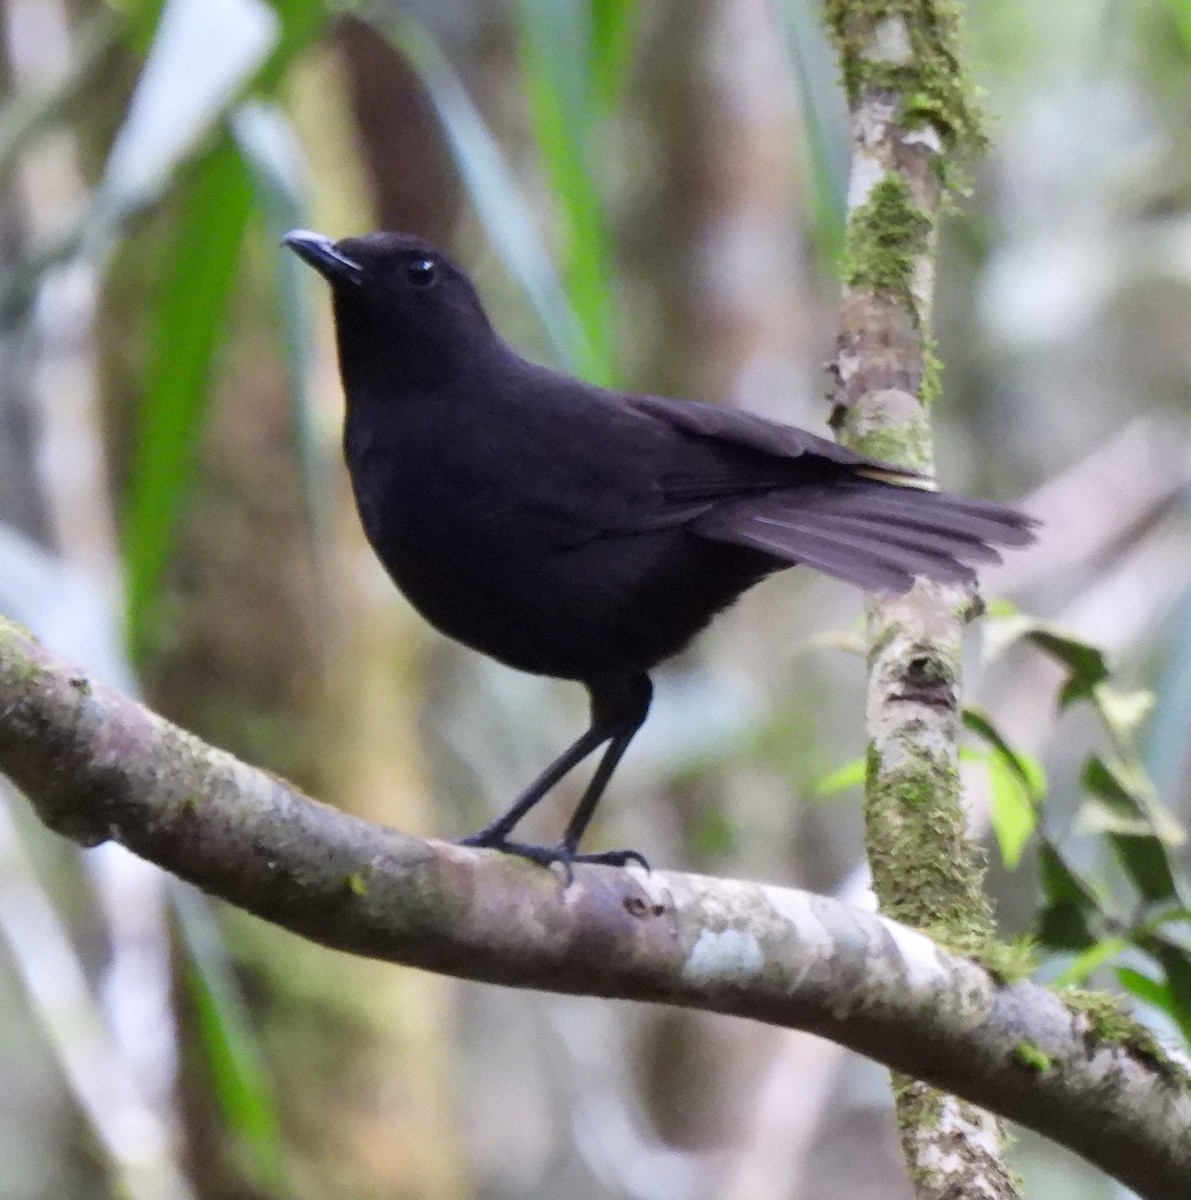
284, 229, 495, 390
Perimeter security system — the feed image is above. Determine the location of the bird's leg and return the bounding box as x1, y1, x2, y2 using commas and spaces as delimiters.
457, 674, 653, 875
559, 674, 653, 870
457, 723, 611, 849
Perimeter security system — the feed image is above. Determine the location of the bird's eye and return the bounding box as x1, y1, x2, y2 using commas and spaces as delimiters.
407, 257, 437, 287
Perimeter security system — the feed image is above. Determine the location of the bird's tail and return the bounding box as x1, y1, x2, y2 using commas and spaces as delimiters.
692, 478, 1037, 593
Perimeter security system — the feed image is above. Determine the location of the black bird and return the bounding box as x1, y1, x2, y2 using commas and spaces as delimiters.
285, 229, 1036, 872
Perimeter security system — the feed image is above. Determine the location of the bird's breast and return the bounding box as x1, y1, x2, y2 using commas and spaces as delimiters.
343, 399, 595, 673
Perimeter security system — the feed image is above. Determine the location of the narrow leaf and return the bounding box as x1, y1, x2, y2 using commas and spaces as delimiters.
814, 756, 865, 797
775, 0, 848, 267
384, 16, 596, 378
122, 139, 252, 656
1117, 966, 1175, 1014
983, 616, 1110, 708
514, 0, 619, 382
230, 102, 326, 545
1027, 628, 1110, 708
1151, 937, 1191, 1045
1052, 936, 1130, 986
1080, 756, 1181, 905
591, 0, 640, 104
987, 751, 1036, 870
964, 706, 1047, 799
99, 0, 279, 215
1035, 840, 1099, 952
173, 887, 286, 1194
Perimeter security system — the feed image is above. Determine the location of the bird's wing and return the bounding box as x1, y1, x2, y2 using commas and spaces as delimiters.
627, 392, 915, 483
624, 392, 1037, 591
486, 363, 1036, 591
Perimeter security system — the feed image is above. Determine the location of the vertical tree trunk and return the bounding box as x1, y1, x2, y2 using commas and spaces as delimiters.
824, 4, 1021, 1198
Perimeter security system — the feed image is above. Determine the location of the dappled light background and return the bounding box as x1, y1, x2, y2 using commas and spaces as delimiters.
0, 1, 1187, 1199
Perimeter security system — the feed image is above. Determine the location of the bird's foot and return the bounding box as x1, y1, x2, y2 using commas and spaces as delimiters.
569, 847, 651, 872
456, 832, 649, 881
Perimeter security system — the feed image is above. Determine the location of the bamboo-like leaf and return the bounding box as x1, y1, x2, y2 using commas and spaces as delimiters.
230, 102, 326, 551
983, 615, 1111, 708
122, 139, 253, 657
385, 16, 596, 378
986, 750, 1036, 870
963, 706, 1047, 799
775, 0, 848, 268
1117, 964, 1175, 1014
591, 0, 640, 104
1150, 936, 1191, 1046
813, 755, 865, 797
119, 0, 327, 656
513, 0, 621, 383
963, 707, 1044, 869
1079, 756, 1182, 905
99, 0, 279, 217
1052, 936, 1130, 986
173, 886, 286, 1194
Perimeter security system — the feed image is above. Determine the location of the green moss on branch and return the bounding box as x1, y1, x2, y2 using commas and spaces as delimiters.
823, 0, 987, 156
843, 175, 933, 320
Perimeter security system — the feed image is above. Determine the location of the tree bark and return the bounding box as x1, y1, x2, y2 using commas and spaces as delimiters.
824, 3, 1017, 1195
0, 615, 1188, 1200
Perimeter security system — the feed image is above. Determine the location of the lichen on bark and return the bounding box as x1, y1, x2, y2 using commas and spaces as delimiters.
843, 175, 933, 320
863, 737, 993, 944
822, 0, 987, 156
823, 0, 1020, 1196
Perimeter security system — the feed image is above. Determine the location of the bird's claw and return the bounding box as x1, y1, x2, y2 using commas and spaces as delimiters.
456, 833, 650, 881
571, 847, 651, 872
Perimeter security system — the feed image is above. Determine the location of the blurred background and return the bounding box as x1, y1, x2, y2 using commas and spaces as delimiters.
0, 0, 1188, 1198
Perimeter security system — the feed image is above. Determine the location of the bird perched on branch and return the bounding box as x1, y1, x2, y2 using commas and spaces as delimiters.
285, 229, 1036, 873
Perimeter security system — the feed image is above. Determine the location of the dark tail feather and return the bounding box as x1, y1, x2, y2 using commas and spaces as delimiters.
713, 518, 923, 592
823, 484, 1039, 547
693, 479, 1036, 592
766, 507, 1004, 565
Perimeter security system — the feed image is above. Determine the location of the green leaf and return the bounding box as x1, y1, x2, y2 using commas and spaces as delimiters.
98, 0, 279, 216
514, 0, 621, 384
1035, 840, 1099, 952
255, 0, 327, 93
963, 707, 1043, 869
1037, 840, 1099, 910
1164, 0, 1191, 53
230, 102, 327, 555
1036, 899, 1096, 953
386, 16, 596, 379
1027, 628, 1110, 708
1079, 756, 1182, 905
813, 756, 865, 797
173, 887, 285, 1194
987, 750, 1036, 870
775, 0, 848, 268
122, 138, 253, 657
963, 706, 1047, 799
1117, 966, 1175, 1014
983, 616, 1110, 709
591, 0, 640, 104
1052, 936, 1130, 986
1151, 936, 1191, 1045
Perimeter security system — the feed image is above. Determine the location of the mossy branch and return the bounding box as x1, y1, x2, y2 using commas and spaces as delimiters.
823, 1, 1019, 1196
0, 616, 1188, 1199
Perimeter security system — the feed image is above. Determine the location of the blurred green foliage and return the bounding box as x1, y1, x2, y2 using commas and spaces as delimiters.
2, 0, 1190, 1197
